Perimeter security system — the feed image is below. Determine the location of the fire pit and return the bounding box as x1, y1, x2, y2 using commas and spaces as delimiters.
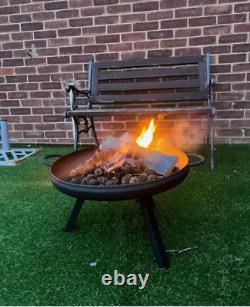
44, 119, 203, 268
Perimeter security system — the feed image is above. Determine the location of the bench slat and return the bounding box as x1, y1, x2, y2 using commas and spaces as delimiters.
98, 79, 200, 92
65, 106, 214, 118
92, 91, 207, 104
98, 66, 199, 81
94, 55, 204, 70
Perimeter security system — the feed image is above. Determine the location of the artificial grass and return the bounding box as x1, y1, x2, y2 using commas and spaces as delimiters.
0, 144, 249, 306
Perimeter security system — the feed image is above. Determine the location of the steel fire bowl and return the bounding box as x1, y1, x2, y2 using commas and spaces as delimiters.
49, 147, 190, 201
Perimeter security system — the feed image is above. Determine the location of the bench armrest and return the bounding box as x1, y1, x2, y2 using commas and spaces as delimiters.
64, 82, 89, 97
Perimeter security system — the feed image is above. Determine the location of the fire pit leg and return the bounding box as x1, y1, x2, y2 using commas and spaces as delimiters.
65, 198, 84, 232
140, 197, 170, 268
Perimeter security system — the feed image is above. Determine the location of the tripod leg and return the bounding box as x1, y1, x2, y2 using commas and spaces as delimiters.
65, 198, 84, 232
140, 197, 170, 268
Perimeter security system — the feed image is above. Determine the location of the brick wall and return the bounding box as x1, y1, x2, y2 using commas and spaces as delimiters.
0, 0, 250, 145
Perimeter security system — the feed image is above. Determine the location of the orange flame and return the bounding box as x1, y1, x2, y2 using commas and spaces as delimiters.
136, 119, 157, 148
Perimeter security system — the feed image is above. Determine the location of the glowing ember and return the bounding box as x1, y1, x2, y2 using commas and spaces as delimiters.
136, 119, 157, 149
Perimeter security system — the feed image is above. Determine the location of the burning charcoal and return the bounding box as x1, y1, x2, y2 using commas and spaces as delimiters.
94, 168, 104, 177
81, 177, 87, 185
107, 176, 119, 185
86, 173, 95, 180
70, 178, 78, 184
129, 176, 141, 184
121, 174, 133, 184
97, 176, 108, 185
120, 163, 132, 174
139, 172, 148, 182
88, 178, 98, 185
145, 168, 155, 175
147, 174, 158, 182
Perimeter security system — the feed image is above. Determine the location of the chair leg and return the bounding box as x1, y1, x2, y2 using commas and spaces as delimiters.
208, 115, 215, 171
65, 198, 84, 232
72, 117, 79, 151
90, 116, 99, 147
139, 197, 170, 268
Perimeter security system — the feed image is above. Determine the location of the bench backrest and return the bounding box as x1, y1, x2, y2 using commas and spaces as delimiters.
88, 54, 211, 106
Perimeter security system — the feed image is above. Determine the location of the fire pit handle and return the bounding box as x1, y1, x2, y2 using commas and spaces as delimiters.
187, 153, 206, 167
43, 154, 63, 167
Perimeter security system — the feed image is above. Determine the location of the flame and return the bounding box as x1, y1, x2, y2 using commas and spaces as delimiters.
136, 119, 157, 148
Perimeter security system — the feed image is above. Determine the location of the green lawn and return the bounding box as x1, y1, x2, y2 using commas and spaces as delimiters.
0, 145, 249, 306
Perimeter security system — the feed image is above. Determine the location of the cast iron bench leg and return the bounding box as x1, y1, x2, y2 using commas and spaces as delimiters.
65, 198, 84, 232
140, 197, 170, 268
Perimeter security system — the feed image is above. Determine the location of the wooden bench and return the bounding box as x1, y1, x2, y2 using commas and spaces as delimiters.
64, 53, 216, 169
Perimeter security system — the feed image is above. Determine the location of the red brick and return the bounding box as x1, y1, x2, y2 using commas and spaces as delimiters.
58, 28, 81, 37
108, 24, 132, 33
189, 0, 216, 4
134, 40, 159, 50
6, 75, 27, 83
189, 36, 216, 46
216, 110, 244, 118
161, 19, 187, 29
3, 59, 23, 67
205, 4, 232, 15
59, 46, 82, 54
69, 18, 93, 27
34, 30, 56, 39
189, 16, 216, 27
107, 4, 131, 14
232, 83, 250, 91
234, 23, 250, 33
0, 34, 10, 42
218, 14, 247, 24
0, 6, 20, 15
108, 42, 132, 52
204, 46, 231, 54
134, 21, 158, 32
96, 53, 119, 61
47, 56, 70, 64
147, 10, 173, 21
11, 32, 33, 41
121, 13, 145, 23
219, 54, 246, 64
33, 12, 55, 21
175, 47, 201, 56
204, 25, 231, 35
233, 44, 250, 53
0, 24, 19, 32
133, 2, 159, 12
148, 49, 172, 57
25, 40, 46, 48
175, 28, 201, 37
96, 34, 120, 44
45, 1, 68, 11
161, 0, 187, 9
94, 0, 118, 5
161, 38, 186, 48
10, 14, 31, 23
121, 50, 146, 59
11, 108, 31, 115
21, 3, 44, 13
95, 15, 118, 25
122, 32, 146, 42
81, 7, 104, 17
70, 0, 92, 7
176, 7, 202, 18
233, 63, 250, 72
56, 9, 79, 19
82, 25, 106, 35
216, 129, 243, 137
84, 44, 106, 53
234, 3, 250, 13
219, 34, 247, 43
